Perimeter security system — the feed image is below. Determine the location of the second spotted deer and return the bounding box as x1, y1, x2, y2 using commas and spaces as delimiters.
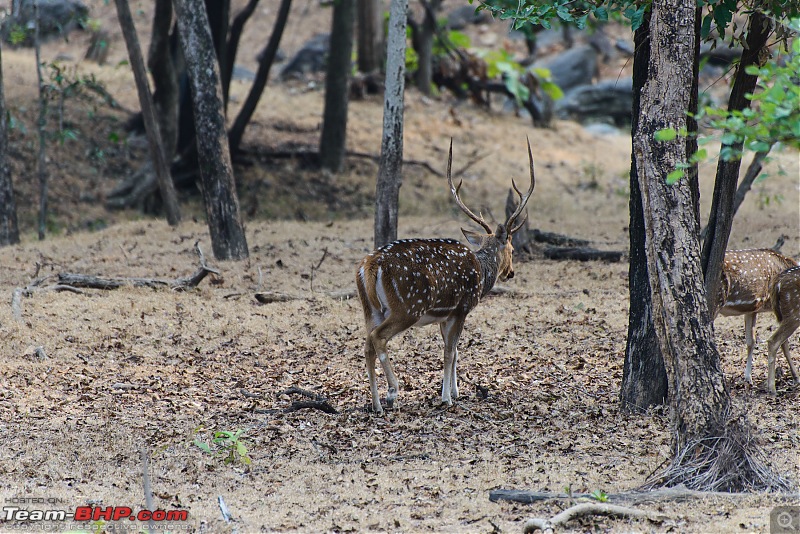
716, 248, 798, 386
765, 266, 800, 394
356, 141, 535, 414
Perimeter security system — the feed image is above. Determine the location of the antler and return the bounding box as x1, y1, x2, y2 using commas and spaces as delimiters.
505, 137, 536, 233
447, 139, 493, 234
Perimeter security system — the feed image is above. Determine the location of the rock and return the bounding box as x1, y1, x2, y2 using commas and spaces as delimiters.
444, 5, 492, 30
280, 33, 330, 80
531, 45, 599, 93
555, 78, 633, 126
1, 0, 88, 46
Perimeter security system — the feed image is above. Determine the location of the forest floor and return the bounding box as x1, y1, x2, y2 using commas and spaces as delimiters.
0, 1, 799, 533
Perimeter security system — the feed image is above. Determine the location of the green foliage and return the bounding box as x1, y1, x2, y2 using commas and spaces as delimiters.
693, 19, 800, 163
193, 428, 252, 466
590, 489, 609, 502
8, 24, 29, 46
471, 0, 647, 31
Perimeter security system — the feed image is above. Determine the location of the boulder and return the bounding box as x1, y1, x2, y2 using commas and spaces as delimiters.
555, 77, 633, 126
280, 33, 329, 80
2, 0, 88, 45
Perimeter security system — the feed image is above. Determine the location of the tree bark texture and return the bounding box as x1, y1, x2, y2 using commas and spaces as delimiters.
115, 0, 181, 226
173, 0, 249, 260
357, 0, 383, 73
319, 0, 355, 173
228, 0, 291, 154
0, 43, 20, 246
701, 11, 772, 317
620, 10, 667, 412
633, 0, 730, 453
413, 0, 441, 96
34, 1, 48, 241
374, 0, 408, 248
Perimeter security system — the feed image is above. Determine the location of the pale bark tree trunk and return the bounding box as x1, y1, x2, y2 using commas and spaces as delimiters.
620, 10, 667, 412
0, 43, 20, 246
320, 0, 355, 173
701, 11, 772, 317
357, 0, 383, 73
374, 0, 408, 248
115, 0, 181, 227
173, 0, 249, 260
634, 0, 729, 454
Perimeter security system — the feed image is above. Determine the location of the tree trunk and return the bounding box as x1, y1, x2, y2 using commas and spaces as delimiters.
115, 0, 181, 227
413, 0, 441, 96
620, 10, 668, 413
173, 0, 249, 261
223, 0, 260, 113
374, 0, 408, 248
34, 1, 48, 241
701, 11, 772, 317
319, 0, 355, 173
357, 0, 383, 74
148, 0, 180, 164
206, 0, 230, 107
228, 0, 292, 155
0, 43, 20, 247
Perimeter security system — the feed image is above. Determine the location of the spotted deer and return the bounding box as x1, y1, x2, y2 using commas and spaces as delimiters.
715, 249, 798, 385
356, 140, 535, 414
765, 266, 800, 394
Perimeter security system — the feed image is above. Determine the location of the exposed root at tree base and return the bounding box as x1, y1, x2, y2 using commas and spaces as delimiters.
644, 412, 794, 492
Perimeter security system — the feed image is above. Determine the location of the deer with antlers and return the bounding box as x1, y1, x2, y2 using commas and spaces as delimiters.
356, 140, 535, 414
715, 248, 798, 387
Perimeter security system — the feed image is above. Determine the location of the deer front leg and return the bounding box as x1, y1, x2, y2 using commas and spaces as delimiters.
440, 317, 465, 406
743, 313, 756, 384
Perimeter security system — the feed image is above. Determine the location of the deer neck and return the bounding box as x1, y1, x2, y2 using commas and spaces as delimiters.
475, 242, 501, 298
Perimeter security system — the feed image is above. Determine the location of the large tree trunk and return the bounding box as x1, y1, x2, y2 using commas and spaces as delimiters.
114, 0, 181, 227
357, 0, 383, 73
634, 0, 784, 491
620, 10, 668, 412
319, 0, 356, 173
173, 0, 249, 261
228, 0, 292, 155
0, 43, 20, 247
701, 11, 772, 317
374, 0, 408, 248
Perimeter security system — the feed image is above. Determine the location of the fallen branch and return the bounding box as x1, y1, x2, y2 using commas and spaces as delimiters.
531, 229, 591, 247
490, 486, 795, 505
58, 241, 219, 291
543, 246, 624, 262
523, 502, 669, 533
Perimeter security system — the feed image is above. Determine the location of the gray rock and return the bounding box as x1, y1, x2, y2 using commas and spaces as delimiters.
555, 78, 633, 126
2, 0, 88, 45
280, 33, 330, 80
531, 45, 599, 93
444, 5, 492, 30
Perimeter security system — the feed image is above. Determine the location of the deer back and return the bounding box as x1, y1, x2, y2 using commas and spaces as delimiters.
718, 249, 799, 315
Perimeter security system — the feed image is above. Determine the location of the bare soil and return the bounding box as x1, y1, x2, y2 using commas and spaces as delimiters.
0, 1, 799, 532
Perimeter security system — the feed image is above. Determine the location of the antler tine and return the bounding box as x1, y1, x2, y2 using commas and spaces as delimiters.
447, 139, 493, 234
505, 137, 536, 231
509, 212, 528, 234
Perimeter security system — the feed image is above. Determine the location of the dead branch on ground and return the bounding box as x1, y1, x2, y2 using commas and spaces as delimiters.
523, 502, 669, 533
490, 486, 797, 505
246, 386, 339, 415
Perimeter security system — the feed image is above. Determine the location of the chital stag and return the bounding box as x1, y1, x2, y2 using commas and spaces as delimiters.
765, 266, 800, 395
356, 141, 535, 414
715, 249, 797, 385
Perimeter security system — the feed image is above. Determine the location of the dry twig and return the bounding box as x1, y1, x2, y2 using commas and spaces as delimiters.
523, 502, 669, 533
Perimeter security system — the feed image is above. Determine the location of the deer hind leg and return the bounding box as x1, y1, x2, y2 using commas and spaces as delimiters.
744, 313, 756, 384
440, 316, 465, 406
369, 315, 416, 411
766, 317, 800, 395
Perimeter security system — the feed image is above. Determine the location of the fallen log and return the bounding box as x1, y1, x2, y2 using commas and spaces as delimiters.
543, 246, 623, 262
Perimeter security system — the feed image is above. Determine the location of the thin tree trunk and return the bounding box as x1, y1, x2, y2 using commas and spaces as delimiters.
223, 0, 260, 113
228, 0, 291, 154
414, 0, 441, 96
173, 0, 249, 260
0, 43, 20, 246
34, 0, 48, 241
620, 9, 667, 412
701, 11, 772, 317
115, 0, 181, 226
357, 0, 383, 73
374, 0, 408, 248
319, 0, 355, 173
148, 0, 180, 164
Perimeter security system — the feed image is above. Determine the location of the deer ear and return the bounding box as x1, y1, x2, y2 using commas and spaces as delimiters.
495, 225, 508, 242
462, 228, 485, 247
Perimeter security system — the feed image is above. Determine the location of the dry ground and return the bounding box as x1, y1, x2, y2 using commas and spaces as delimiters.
1, 1, 800, 533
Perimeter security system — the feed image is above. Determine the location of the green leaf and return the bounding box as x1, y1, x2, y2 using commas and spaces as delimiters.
594, 7, 608, 21
700, 14, 713, 39
654, 128, 677, 141
666, 169, 684, 184
193, 440, 212, 453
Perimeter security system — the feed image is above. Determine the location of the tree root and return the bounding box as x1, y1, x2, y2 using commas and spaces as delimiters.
523, 502, 669, 533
